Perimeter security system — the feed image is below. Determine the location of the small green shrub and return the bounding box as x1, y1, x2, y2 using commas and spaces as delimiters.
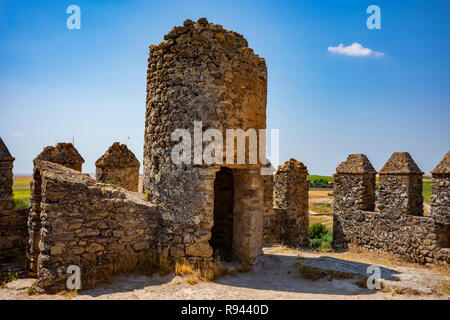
309, 223, 328, 240
309, 224, 332, 251
12, 198, 30, 208
28, 282, 36, 295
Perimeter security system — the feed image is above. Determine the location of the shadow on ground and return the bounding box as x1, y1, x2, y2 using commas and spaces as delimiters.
78, 251, 403, 298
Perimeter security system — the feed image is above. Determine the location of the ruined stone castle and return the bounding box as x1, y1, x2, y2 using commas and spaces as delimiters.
0, 18, 448, 293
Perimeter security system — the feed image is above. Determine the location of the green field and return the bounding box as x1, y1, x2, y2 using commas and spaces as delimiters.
307, 175, 333, 182
423, 180, 431, 204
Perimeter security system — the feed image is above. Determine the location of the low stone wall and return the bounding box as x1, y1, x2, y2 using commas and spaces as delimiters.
334, 209, 449, 264
0, 207, 28, 256
28, 160, 216, 292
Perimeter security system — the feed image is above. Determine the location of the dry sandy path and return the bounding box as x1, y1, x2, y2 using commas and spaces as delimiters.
1, 247, 448, 300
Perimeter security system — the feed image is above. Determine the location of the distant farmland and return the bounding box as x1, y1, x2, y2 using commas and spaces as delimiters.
12, 179, 31, 208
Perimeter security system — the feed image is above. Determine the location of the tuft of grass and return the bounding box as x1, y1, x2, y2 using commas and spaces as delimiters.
82, 250, 172, 289
158, 254, 172, 276
5, 271, 18, 283
143, 189, 150, 201
391, 286, 422, 296
434, 280, 450, 295
174, 258, 230, 284
66, 288, 78, 299
27, 282, 36, 296
186, 274, 199, 285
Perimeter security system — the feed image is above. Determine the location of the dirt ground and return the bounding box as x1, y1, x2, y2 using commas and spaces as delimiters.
309, 189, 333, 204
1, 246, 448, 300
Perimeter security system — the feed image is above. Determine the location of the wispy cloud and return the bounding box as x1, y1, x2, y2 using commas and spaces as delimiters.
10, 132, 24, 136
328, 42, 384, 57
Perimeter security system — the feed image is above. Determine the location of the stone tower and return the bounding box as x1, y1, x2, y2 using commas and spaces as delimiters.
95, 142, 140, 192
35, 143, 84, 172
431, 151, 450, 224
332, 154, 376, 249
378, 152, 423, 216
430, 151, 450, 248
143, 18, 267, 262
273, 158, 309, 247
0, 137, 15, 211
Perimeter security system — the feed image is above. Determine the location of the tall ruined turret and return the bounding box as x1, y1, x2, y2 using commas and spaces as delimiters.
143, 18, 267, 262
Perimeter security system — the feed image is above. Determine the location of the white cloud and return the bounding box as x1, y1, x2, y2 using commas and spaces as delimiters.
328, 42, 384, 57
10, 132, 24, 136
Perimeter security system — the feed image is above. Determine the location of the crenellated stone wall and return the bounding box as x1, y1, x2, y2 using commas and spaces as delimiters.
333, 152, 449, 265
431, 151, 450, 225
430, 151, 450, 248
95, 142, 140, 192
0, 138, 28, 256
269, 159, 309, 247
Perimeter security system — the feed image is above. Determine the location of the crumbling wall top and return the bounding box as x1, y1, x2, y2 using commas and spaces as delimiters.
35, 143, 84, 171
95, 142, 140, 169
431, 151, 450, 174
379, 152, 423, 174
277, 158, 308, 174
158, 18, 252, 57
336, 154, 375, 174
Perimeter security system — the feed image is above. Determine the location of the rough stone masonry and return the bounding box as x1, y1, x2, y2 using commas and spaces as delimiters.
35, 142, 85, 172
143, 18, 267, 263
268, 159, 309, 247
333, 152, 449, 265
0, 138, 28, 256
95, 142, 140, 192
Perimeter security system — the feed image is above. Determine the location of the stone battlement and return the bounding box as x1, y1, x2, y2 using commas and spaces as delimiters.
333, 152, 450, 265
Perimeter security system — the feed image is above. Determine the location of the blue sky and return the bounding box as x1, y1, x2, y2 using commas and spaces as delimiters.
1, 0, 449, 175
